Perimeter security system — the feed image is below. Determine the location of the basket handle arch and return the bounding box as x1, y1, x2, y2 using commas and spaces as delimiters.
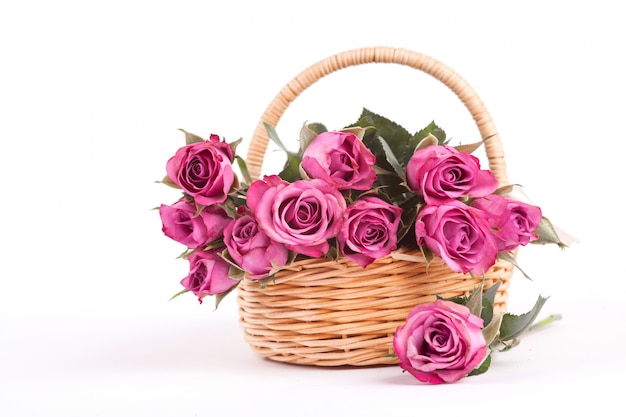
245, 46, 509, 186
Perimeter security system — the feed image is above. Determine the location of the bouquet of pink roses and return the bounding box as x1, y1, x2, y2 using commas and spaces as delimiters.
157, 108, 565, 384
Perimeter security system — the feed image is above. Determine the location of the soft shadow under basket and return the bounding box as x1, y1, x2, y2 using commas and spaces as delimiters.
237, 46, 515, 367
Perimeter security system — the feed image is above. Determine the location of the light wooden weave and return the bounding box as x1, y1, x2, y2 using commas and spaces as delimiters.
237, 46, 514, 367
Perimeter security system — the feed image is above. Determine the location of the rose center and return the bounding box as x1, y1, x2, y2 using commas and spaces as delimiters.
239, 221, 256, 239
186, 155, 216, 187
281, 198, 322, 235
358, 223, 385, 245
329, 152, 354, 181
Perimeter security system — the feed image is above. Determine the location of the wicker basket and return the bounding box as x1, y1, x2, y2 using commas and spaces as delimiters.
237, 46, 514, 367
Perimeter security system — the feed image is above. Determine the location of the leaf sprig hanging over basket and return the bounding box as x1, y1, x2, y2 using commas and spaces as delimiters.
156, 47, 568, 384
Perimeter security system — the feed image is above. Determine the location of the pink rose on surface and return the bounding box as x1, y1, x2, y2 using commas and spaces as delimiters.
338, 196, 403, 267
165, 134, 235, 206
471, 194, 542, 252
415, 200, 497, 275
301, 131, 377, 190
393, 299, 487, 384
246, 175, 346, 257
181, 249, 237, 303
159, 199, 231, 249
224, 215, 289, 280
406, 145, 497, 205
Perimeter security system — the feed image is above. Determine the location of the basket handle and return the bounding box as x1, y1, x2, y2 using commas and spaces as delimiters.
245, 46, 508, 185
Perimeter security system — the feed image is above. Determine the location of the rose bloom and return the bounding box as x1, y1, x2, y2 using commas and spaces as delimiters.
301, 131, 377, 190
471, 194, 542, 252
415, 200, 497, 275
181, 249, 238, 303
393, 299, 488, 384
338, 196, 403, 267
406, 145, 497, 205
246, 175, 346, 257
165, 134, 235, 206
224, 215, 289, 280
159, 199, 231, 249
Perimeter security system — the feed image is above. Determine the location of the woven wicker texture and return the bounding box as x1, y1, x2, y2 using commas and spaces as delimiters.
238, 46, 514, 367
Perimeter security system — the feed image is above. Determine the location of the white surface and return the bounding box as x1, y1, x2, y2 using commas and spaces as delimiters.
0, 0, 624, 415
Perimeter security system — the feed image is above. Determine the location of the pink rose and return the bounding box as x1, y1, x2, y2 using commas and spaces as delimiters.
224, 215, 289, 280
246, 175, 346, 257
301, 131, 377, 190
159, 199, 231, 249
415, 200, 497, 275
406, 145, 497, 205
165, 134, 235, 206
181, 249, 237, 302
471, 194, 542, 252
338, 196, 403, 267
393, 299, 487, 384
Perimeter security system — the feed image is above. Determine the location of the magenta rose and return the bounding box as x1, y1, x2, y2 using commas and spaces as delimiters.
165, 134, 235, 206
471, 194, 542, 252
181, 249, 237, 302
159, 199, 231, 249
338, 196, 403, 267
301, 131, 377, 190
393, 299, 488, 384
246, 175, 346, 257
224, 215, 289, 280
415, 200, 497, 275
406, 145, 497, 205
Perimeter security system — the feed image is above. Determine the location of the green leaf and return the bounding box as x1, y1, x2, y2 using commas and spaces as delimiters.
413, 121, 447, 145
360, 127, 392, 173
498, 295, 549, 342
307, 122, 327, 134
465, 286, 483, 318
158, 174, 179, 189
357, 108, 412, 165
299, 122, 319, 154
178, 129, 205, 145
264, 122, 292, 154
375, 181, 410, 200
498, 339, 521, 352
492, 184, 520, 196
438, 293, 467, 305
229, 137, 243, 158
265, 122, 303, 182
396, 196, 422, 242
482, 313, 503, 346
498, 251, 533, 281
469, 352, 491, 377
235, 155, 252, 185
528, 313, 563, 332
228, 265, 245, 280
480, 281, 501, 324
378, 135, 405, 180
177, 248, 193, 260
453, 140, 485, 155
278, 153, 303, 182
420, 246, 434, 269
193, 201, 207, 218
482, 281, 501, 306
218, 249, 245, 275
169, 288, 190, 301
214, 282, 239, 310
413, 134, 439, 152
532, 216, 568, 248
340, 126, 370, 140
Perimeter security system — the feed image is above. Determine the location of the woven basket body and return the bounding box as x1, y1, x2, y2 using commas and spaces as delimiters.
238, 47, 514, 367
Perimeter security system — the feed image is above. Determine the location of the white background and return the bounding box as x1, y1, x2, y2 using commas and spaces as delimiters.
1, 0, 624, 415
